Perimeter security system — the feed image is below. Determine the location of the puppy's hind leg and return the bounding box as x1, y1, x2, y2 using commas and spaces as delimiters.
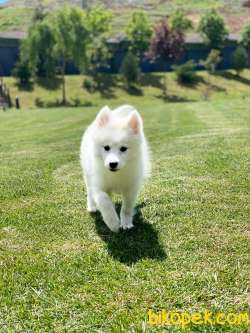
94, 191, 120, 233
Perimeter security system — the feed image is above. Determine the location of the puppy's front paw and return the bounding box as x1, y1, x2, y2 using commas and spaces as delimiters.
120, 213, 134, 230
87, 198, 97, 213
104, 214, 120, 233
87, 204, 97, 213
107, 218, 120, 233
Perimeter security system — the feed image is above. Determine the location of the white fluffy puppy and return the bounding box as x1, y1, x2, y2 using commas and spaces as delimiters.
80, 104, 150, 232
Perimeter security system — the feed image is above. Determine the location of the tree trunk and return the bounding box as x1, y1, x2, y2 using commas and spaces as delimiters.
162, 75, 167, 98
62, 58, 66, 105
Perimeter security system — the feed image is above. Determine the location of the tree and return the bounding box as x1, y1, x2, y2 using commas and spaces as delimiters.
146, 19, 185, 96
146, 19, 185, 62
25, 19, 56, 78
126, 12, 152, 57
85, 6, 113, 88
202, 49, 222, 73
170, 10, 193, 32
51, 6, 89, 104
198, 10, 228, 49
13, 40, 33, 85
16, 5, 112, 102
120, 52, 140, 88
231, 46, 249, 76
86, 5, 112, 36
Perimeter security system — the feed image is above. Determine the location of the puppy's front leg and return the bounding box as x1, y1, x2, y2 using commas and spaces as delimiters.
94, 191, 120, 232
84, 174, 97, 213
120, 191, 138, 230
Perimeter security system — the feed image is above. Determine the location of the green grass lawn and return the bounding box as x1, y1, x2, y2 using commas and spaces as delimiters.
4, 70, 250, 110
0, 80, 249, 331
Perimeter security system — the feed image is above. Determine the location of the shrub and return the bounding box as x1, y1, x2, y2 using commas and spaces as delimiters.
35, 97, 44, 107
198, 10, 228, 49
71, 97, 81, 107
170, 10, 193, 32
13, 59, 33, 85
173, 60, 197, 84
231, 46, 249, 75
120, 52, 140, 87
83, 77, 95, 92
81, 100, 93, 107
202, 49, 222, 73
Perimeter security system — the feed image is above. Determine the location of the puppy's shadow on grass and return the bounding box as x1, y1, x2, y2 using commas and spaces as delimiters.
93, 203, 167, 265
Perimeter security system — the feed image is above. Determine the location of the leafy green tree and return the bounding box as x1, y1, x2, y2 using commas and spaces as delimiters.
17, 1, 55, 82
17, 5, 112, 102
231, 46, 249, 76
198, 10, 228, 49
26, 19, 56, 78
170, 10, 193, 32
126, 12, 152, 57
121, 52, 140, 87
85, 6, 113, 87
86, 5, 112, 36
202, 49, 222, 73
51, 6, 89, 104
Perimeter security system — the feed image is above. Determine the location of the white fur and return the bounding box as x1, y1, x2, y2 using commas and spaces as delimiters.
80, 104, 150, 232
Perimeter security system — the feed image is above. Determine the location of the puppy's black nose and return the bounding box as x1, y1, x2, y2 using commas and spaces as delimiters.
109, 162, 118, 169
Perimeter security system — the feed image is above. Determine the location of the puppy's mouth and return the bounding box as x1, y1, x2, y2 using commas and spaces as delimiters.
109, 168, 119, 172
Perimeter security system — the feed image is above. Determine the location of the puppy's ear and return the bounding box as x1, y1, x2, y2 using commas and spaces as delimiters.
128, 111, 142, 134
96, 105, 111, 128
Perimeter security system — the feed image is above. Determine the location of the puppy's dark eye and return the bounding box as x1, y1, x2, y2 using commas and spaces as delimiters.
120, 146, 127, 152
104, 145, 110, 151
